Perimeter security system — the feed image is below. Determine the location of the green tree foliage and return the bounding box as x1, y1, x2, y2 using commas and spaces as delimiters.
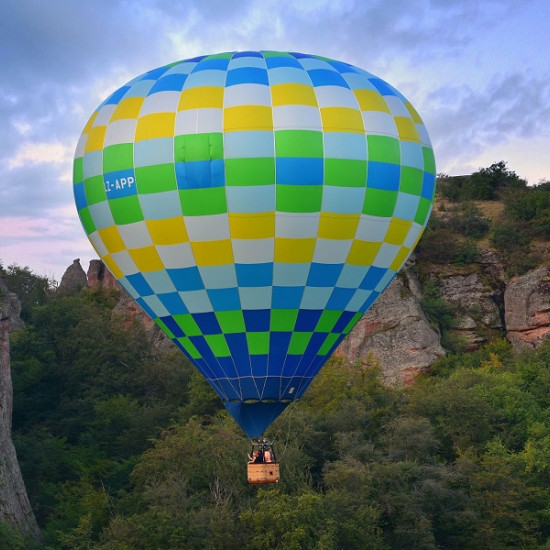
438, 161, 527, 202
10, 272, 550, 548
0, 262, 55, 321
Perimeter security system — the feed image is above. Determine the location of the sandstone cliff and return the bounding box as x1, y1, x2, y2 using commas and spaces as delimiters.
0, 278, 41, 540
58, 256, 550, 385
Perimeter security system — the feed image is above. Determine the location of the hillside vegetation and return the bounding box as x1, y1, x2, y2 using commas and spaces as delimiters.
3, 162, 550, 549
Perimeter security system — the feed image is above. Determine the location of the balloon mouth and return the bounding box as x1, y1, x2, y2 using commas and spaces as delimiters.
226, 398, 294, 404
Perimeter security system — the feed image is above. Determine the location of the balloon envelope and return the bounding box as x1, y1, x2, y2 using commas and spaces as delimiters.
73, 51, 435, 437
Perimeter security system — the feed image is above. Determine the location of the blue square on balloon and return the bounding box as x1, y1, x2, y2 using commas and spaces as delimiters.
193, 58, 230, 72
333, 311, 355, 332
276, 158, 323, 185
270, 332, 292, 356
308, 69, 348, 87
148, 74, 188, 94
359, 266, 387, 290
74, 182, 87, 209
250, 355, 268, 376
175, 160, 225, 189
295, 309, 323, 332
243, 310, 270, 332
226, 333, 250, 369
226, 67, 269, 86
421, 172, 435, 199
168, 267, 204, 291
326, 287, 355, 310
236, 263, 273, 287
370, 78, 398, 97
360, 291, 380, 313
159, 315, 185, 338
192, 312, 222, 335
306, 263, 343, 287
158, 293, 188, 315
139, 66, 170, 80
126, 273, 154, 296
104, 86, 131, 105
207, 288, 241, 311
367, 162, 400, 191
272, 286, 304, 309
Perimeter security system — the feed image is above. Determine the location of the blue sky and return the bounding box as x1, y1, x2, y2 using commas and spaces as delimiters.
1, 0, 549, 281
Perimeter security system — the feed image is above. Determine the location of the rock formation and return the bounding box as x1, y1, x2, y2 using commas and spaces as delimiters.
505, 266, 550, 350
335, 270, 445, 386
87, 259, 120, 290
58, 258, 88, 294
0, 278, 41, 540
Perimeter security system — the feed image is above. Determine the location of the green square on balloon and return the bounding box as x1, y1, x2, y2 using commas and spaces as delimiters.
179, 187, 227, 215
288, 332, 312, 354
275, 130, 323, 158
400, 167, 423, 196
73, 158, 83, 183
154, 318, 174, 339
177, 336, 201, 359
103, 143, 134, 172
78, 207, 96, 234
367, 136, 400, 164
342, 312, 363, 335
84, 175, 107, 205
422, 147, 436, 174
318, 332, 340, 355
315, 310, 342, 332
135, 164, 177, 193
271, 309, 298, 331
109, 196, 144, 224
277, 184, 322, 213
362, 188, 397, 217
172, 313, 202, 336
225, 158, 275, 186
216, 310, 246, 333
324, 159, 367, 187
246, 332, 270, 355
174, 133, 223, 163
204, 334, 231, 357
414, 197, 432, 225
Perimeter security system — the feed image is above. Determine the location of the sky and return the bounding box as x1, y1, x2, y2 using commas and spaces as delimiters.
1, 0, 549, 282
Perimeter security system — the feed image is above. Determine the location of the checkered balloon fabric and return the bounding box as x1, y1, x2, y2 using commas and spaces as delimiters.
73, 51, 435, 437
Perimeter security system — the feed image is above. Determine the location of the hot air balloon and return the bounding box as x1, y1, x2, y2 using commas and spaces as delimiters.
73, 51, 435, 447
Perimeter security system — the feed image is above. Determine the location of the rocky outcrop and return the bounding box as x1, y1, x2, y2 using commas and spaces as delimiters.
505, 267, 550, 350
0, 279, 41, 540
87, 259, 120, 291
335, 271, 445, 386
58, 259, 88, 294
437, 271, 503, 349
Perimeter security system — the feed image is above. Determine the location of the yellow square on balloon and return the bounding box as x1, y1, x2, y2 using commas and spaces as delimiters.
395, 117, 420, 143
229, 213, 275, 239
84, 125, 107, 153
135, 112, 176, 141
146, 218, 189, 245
271, 84, 318, 107
274, 238, 316, 263
318, 213, 360, 240
110, 97, 145, 122
321, 107, 364, 134
354, 90, 391, 113
178, 86, 224, 110
224, 106, 273, 131
390, 246, 411, 271
384, 219, 412, 246
347, 240, 381, 266
191, 240, 234, 266
128, 246, 165, 272
102, 254, 124, 279
97, 226, 126, 254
